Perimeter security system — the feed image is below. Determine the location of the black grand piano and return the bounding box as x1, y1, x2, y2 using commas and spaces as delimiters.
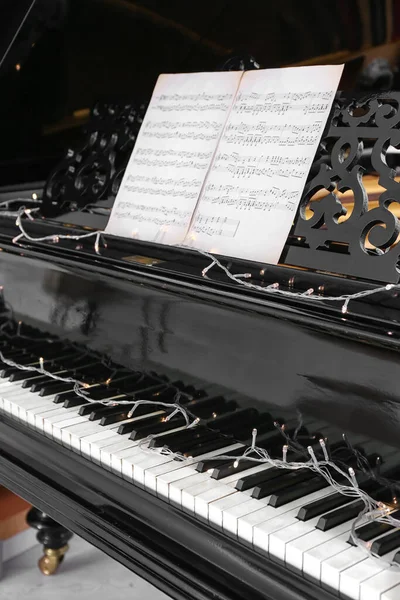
2, 1, 400, 599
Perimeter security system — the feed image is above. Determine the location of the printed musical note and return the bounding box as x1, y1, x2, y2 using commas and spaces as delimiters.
185, 65, 343, 265
106, 70, 242, 244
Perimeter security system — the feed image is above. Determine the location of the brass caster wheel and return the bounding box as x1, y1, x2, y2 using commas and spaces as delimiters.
38, 544, 69, 575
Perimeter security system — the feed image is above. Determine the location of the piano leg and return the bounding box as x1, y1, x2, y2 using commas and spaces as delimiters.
26, 507, 73, 575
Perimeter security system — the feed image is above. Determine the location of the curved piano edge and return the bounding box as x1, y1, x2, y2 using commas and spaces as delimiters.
0, 413, 337, 600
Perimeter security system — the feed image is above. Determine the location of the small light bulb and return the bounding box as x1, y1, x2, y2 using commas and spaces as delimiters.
32, 192, 38, 200
105, 378, 111, 385
233, 460, 239, 469
15, 64, 21, 71
386, 284, 395, 290
342, 305, 348, 314
212, 412, 217, 418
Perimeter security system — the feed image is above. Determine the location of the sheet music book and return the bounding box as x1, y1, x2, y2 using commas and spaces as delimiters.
105, 65, 343, 264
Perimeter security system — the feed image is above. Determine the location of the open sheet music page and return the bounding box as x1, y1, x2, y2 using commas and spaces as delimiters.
185, 65, 343, 264
105, 71, 242, 244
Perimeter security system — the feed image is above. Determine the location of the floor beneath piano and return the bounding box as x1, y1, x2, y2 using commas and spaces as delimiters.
1, 535, 170, 599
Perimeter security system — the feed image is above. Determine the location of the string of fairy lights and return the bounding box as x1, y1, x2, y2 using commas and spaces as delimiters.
10, 206, 400, 318
2, 205, 400, 569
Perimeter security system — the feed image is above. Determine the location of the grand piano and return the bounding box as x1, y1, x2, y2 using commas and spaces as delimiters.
2, 1, 400, 599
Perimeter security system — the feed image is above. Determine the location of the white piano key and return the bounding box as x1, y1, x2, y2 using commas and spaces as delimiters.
246, 487, 335, 552
383, 582, 400, 599
133, 453, 174, 489
100, 440, 140, 470
79, 429, 118, 456
175, 463, 269, 517
90, 434, 134, 465
110, 444, 148, 478
156, 465, 199, 500
321, 546, 372, 594
167, 462, 265, 508
360, 567, 400, 600
285, 505, 362, 572
39, 406, 81, 436
122, 447, 173, 485
64, 418, 132, 452
52, 415, 87, 442
169, 472, 210, 506
143, 443, 244, 493
340, 558, 386, 599
194, 483, 237, 521
223, 497, 264, 536
209, 490, 254, 531
303, 532, 351, 583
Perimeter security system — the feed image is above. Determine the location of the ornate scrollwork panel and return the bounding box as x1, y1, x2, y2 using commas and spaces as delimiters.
284, 93, 400, 283
42, 102, 147, 217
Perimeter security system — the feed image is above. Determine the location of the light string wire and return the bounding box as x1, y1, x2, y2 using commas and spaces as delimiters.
148, 427, 400, 570
192, 249, 398, 315
12, 207, 107, 255
11, 207, 400, 316
0, 317, 199, 429
1, 322, 400, 569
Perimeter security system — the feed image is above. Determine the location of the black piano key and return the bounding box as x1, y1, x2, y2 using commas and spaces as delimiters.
297, 480, 380, 522
0, 355, 37, 375
181, 434, 231, 455
236, 466, 284, 491
252, 469, 315, 500
196, 446, 246, 473
150, 429, 219, 451
10, 370, 45, 383
38, 381, 76, 396
79, 386, 123, 401
268, 476, 329, 507
211, 457, 257, 480
117, 412, 166, 434
22, 372, 61, 389
63, 396, 88, 408
371, 529, 400, 557
317, 500, 364, 532
149, 426, 209, 448
208, 408, 259, 433
0, 348, 33, 360
129, 415, 186, 440
177, 384, 206, 400
298, 491, 355, 522
166, 431, 225, 454
91, 399, 163, 423
79, 402, 104, 416
100, 411, 132, 426
348, 510, 400, 546
184, 437, 234, 458
228, 412, 276, 441
100, 400, 166, 425
89, 403, 131, 421
317, 486, 393, 532
185, 395, 229, 418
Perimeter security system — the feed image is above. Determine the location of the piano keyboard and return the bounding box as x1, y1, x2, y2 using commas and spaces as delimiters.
1, 335, 400, 600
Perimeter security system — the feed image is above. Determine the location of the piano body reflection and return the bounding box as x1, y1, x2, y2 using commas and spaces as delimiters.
2, 2, 400, 599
